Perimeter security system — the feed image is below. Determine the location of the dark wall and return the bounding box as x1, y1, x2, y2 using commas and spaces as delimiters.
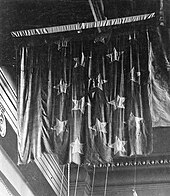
0, 120, 57, 196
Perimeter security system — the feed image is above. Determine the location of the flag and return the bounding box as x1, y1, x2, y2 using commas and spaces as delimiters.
84, 49, 101, 165
109, 49, 127, 157
51, 46, 70, 165
69, 43, 86, 165
127, 33, 153, 156
17, 31, 154, 165
85, 46, 113, 165
17, 46, 52, 164
148, 34, 170, 127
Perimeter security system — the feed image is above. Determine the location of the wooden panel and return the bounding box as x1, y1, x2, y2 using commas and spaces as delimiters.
0, 146, 35, 196
0, 171, 21, 196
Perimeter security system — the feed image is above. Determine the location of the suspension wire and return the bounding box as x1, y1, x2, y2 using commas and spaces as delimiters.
67, 163, 71, 196
90, 165, 96, 196
132, 29, 138, 196
59, 165, 65, 196
104, 166, 109, 196
74, 164, 80, 196
133, 155, 137, 191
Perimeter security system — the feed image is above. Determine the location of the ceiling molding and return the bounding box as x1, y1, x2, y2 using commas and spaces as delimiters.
86, 156, 170, 170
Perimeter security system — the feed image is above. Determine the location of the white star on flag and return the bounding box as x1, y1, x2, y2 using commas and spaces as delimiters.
108, 99, 117, 110
70, 138, 83, 154
108, 136, 127, 155
113, 47, 120, 61
96, 74, 107, 90
116, 95, 125, 109
129, 113, 143, 131
72, 97, 85, 113
130, 67, 140, 83
108, 95, 125, 110
55, 79, 68, 95
53, 118, 68, 136
106, 48, 122, 62
90, 118, 107, 134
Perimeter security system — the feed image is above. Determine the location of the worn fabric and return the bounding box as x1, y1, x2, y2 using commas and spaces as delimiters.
148, 28, 170, 127
16, 28, 167, 165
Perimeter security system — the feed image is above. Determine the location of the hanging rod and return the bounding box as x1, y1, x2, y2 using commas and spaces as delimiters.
11, 12, 155, 38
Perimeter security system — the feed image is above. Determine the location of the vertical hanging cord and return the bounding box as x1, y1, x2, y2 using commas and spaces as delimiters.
59, 165, 65, 196
103, 166, 109, 196
74, 165, 80, 196
68, 111, 71, 196
133, 156, 137, 192
67, 163, 70, 196
90, 165, 96, 196
132, 30, 139, 196
68, 44, 72, 196
133, 33, 137, 195
132, 164, 138, 196
129, 31, 138, 196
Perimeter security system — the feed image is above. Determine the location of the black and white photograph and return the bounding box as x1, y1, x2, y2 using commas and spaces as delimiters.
0, 0, 170, 195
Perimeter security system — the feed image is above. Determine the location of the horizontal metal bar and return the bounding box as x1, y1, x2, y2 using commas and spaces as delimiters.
11, 12, 155, 38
